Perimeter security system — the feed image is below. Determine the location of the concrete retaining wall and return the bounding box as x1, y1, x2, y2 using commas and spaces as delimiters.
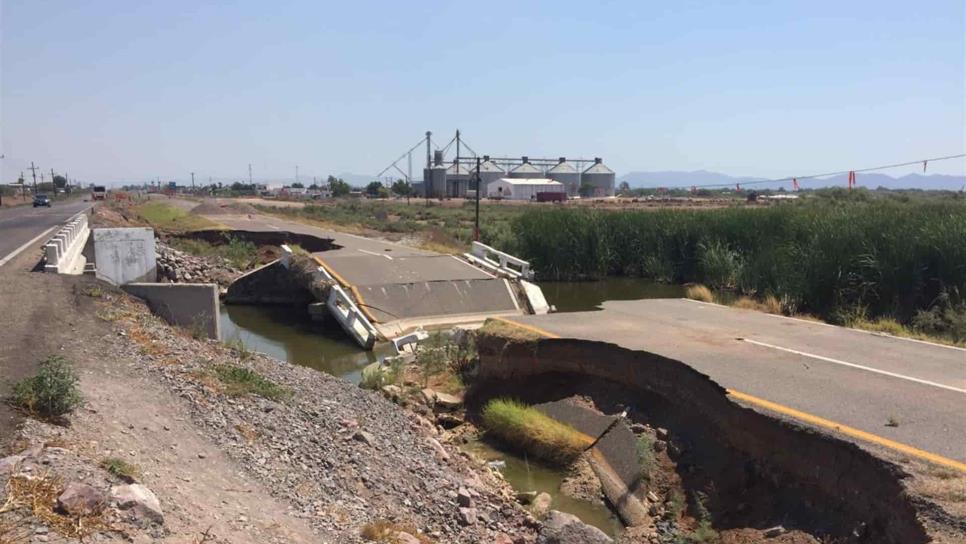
93, 228, 157, 285
121, 283, 220, 339
44, 213, 90, 274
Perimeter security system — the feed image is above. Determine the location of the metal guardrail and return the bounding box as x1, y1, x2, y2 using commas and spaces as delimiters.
464, 241, 534, 280
44, 213, 89, 274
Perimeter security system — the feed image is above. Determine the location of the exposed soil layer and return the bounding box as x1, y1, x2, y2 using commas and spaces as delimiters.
471, 334, 939, 544
169, 228, 340, 253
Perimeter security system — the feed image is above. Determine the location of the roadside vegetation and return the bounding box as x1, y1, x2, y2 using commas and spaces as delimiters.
169, 235, 258, 269
128, 201, 216, 232
513, 193, 966, 344
213, 364, 291, 401
100, 457, 140, 482
11, 356, 82, 419
257, 199, 522, 253
481, 398, 593, 466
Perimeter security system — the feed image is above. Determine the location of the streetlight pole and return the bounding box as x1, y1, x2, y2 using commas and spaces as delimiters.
474, 157, 481, 241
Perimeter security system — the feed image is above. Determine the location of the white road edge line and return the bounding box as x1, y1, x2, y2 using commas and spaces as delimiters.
681, 297, 966, 353
357, 248, 393, 260
741, 337, 966, 395
452, 254, 496, 279
0, 226, 58, 267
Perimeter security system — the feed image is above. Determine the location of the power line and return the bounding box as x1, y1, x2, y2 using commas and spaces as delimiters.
681, 153, 966, 190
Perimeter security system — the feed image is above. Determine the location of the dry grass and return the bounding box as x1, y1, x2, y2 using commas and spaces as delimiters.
360, 519, 434, 543
235, 423, 260, 445
478, 318, 545, 342
850, 317, 966, 348
129, 326, 167, 356
685, 284, 715, 303
731, 295, 783, 314
1, 475, 110, 539
100, 457, 140, 482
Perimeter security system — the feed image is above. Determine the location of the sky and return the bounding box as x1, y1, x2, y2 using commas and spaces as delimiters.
1, 0, 964, 186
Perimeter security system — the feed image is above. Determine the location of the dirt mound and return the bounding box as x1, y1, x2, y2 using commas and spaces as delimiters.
190, 200, 259, 216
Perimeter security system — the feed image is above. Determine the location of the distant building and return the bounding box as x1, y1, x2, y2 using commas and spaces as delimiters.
487, 178, 565, 201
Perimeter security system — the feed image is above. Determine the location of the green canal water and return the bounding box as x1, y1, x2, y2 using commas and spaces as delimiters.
217, 278, 679, 537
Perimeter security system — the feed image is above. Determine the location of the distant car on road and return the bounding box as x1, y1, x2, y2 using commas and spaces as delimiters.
91, 185, 107, 200
33, 194, 51, 207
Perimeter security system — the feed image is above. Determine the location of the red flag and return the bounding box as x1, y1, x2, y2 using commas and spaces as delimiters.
923, 160, 928, 173
792, 178, 799, 191
736, 183, 741, 191
848, 171, 856, 191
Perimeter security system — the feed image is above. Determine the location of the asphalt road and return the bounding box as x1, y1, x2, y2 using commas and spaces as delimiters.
507, 298, 966, 465
0, 200, 91, 267
208, 213, 522, 328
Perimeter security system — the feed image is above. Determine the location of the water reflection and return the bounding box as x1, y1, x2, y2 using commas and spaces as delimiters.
219, 304, 395, 383
539, 278, 685, 313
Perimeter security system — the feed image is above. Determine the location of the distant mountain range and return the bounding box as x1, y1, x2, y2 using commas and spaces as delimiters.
619, 170, 966, 191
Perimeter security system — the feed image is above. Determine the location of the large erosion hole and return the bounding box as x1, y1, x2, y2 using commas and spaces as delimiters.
170, 229, 340, 253
470, 334, 930, 543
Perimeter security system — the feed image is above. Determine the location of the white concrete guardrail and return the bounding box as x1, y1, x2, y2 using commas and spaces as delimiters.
279, 245, 379, 350
464, 241, 534, 280
44, 213, 90, 275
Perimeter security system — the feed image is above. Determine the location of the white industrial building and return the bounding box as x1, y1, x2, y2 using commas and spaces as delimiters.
487, 178, 565, 200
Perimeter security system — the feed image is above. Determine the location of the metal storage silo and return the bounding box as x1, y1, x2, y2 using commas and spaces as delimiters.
446, 160, 471, 198
581, 158, 616, 197
509, 156, 543, 179
422, 151, 447, 198
476, 155, 505, 194
546, 157, 579, 197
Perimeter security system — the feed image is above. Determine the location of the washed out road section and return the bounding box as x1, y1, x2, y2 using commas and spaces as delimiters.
505, 298, 966, 463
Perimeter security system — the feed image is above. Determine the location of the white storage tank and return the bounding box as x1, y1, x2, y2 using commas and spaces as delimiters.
581, 158, 616, 197
546, 157, 579, 197
476, 155, 505, 193
509, 156, 543, 179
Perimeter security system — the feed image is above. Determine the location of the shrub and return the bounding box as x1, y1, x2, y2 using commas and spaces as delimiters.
685, 284, 714, 303
213, 365, 291, 401
100, 458, 139, 482
481, 398, 592, 466
12, 356, 82, 418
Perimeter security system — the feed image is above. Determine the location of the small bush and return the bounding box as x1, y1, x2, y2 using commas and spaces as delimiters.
636, 433, 656, 480
100, 457, 139, 482
359, 358, 404, 390
481, 398, 592, 466
697, 240, 742, 289
224, 336, 253, 360
685, 284, 714, 303
360, 519, 433, 543
213, 365, 291, 401
12, 356, 82, 418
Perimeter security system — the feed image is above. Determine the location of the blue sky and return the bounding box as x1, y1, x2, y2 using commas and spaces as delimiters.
2, 0, 964, 185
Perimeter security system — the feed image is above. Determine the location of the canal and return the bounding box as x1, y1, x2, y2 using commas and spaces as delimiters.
218, 279, 680, 537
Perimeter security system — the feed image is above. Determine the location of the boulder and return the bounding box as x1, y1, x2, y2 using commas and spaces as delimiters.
433, 391, 463, 410
457, 506, 477, 526
57, 482, 106, 516
457, 487, 474, 508
531, 492, 553, 518
353, 430, 377, 447
516, 490, 538, 505
392, 532, 422, 544
111, 484, 164, 524
537, 510, 613, 544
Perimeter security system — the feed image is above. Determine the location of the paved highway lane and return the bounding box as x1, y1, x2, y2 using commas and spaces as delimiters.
0, 200, 91, 266
506, 298, 966, 466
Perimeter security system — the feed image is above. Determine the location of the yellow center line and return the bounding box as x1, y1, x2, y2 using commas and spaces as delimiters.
492, 316, 966, 473
313, 255, 380, 324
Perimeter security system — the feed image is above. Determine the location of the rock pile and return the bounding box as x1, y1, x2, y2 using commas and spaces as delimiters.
155, 241, 241, 287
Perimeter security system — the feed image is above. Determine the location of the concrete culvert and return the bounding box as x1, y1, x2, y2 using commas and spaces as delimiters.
467, 334, 934, 544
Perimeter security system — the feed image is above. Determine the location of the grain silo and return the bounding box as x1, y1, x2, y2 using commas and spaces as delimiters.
476, 155, 505, 194
509, 156, 543, 179
422, 150, 447, 198
446, 160, 471, 197
546, 157, 579, 197
581, 157, 616, 197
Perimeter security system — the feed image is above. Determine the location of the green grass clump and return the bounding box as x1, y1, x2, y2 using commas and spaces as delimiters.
213, 364, 291, 401
100, 458, 139, 482
134, 201, 215, 232
481, 399, 592, 466
12, 356, 82, 418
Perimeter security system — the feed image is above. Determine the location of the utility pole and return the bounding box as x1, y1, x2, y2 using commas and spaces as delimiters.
50, 168, 56, 196
0, 154, 4, 206
425, 131, 432, 201
248, 164, 253, 185
295, 165, 299, 185
191, 172, 195, 191
475, 157, 481, 241
29, 162, 38, 193
455, 129, 460, 201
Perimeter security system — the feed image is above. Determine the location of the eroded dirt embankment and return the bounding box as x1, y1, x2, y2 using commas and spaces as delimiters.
472, 333, 933, 544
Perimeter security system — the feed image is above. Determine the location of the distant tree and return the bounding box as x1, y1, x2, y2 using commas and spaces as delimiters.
308, 183, 320, 190
365, 181, 385, 197
617, 181, 631, 196
52, 175, 68, 193
579, 182, 596, 198
291, 182, 305, 189
391, 179, 413, 197
328, 176, 351, 197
